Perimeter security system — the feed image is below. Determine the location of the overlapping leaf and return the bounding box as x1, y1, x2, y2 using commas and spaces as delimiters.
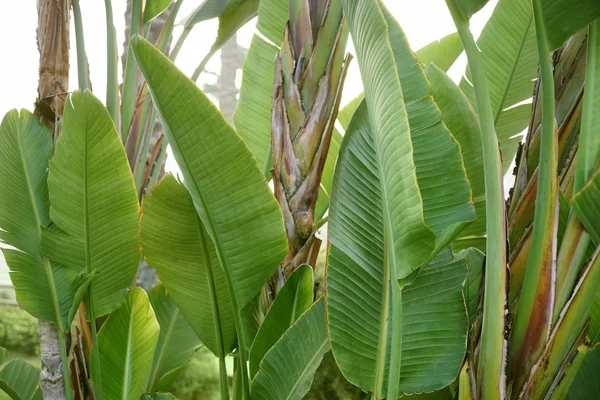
147, 283, 201, 391
0, 360, 41, 400
132, 36, 288, 308
415, 32, 463, 72
0, 110, 84, 328
47, 90, 140, 318
251, 297, 329, 400
141, 175, 236, 358
541, 0, 600, 50
327, 100, 468, 395
249, 265, 313, 377
92, 288, 159, 400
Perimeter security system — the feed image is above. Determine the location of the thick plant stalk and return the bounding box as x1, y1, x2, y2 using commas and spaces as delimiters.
271, 0, 349, 290
508, 0, 558, 392
35, 0, 73, 398
71, 0, 89, 90
445, 1, 508, 398
104, 0, 119, 123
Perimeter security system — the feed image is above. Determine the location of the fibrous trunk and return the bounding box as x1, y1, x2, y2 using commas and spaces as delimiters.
35, 0, 70, 397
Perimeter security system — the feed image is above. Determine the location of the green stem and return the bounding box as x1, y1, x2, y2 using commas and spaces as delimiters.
87, 290, 102, 400
219, 356, 230, 399
192, 46, 220, 82
509, 0, 558, 391
387, 279, 403, 400
147, 140, 167, 190
574, 21, 600, 194
446, 2, 507, 398
72, 0, 89, 90
104, 0, 119, 123
170, 27, 191, 62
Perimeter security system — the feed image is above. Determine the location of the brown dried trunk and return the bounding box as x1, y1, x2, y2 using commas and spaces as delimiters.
35, 0, 71, 398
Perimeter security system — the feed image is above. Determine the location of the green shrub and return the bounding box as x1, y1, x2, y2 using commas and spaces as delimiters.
0, 304, 39, 356
171, 347, 221, 399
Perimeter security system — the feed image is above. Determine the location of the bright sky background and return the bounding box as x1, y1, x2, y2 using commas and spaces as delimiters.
0, 0, 500, 283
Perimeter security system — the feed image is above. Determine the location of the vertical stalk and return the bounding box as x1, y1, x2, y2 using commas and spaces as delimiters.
121, 0, 142, 141
104, 0, 119, 123
508, 0, 558, 392
72, 0, 89, 90
219, 356, 230, 399
87, 292, 102, 400
170, 27, 191, 62
446, 1, 507, 398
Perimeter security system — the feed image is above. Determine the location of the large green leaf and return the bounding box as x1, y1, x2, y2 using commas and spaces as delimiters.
459, 0, 538, 171
250, 297, 329, 400
147, 283, 201, 391
0, 360, 40, 400
541, 0, 600, 51
93, 288, 159, 400
132, 36, 287, 310
415, 32, 463, 72
0, 109, 83, 329
427, 64, 485, 238
342, 0, 435, 278
47, 90, 140, 318
327, 101, 468, 395
140, 175, 236, 358
249, 265, 313, 377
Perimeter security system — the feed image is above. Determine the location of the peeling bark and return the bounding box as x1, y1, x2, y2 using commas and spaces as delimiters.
35, 0, 71, 398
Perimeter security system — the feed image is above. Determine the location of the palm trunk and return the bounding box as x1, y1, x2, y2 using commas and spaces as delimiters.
271, 0, 349, 293
34, 0, 70, 397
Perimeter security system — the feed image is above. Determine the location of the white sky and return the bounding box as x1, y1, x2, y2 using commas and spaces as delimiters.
0, 0, 500, 283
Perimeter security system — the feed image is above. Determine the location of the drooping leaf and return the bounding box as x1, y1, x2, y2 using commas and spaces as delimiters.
141, 175, 236, 358
459, 0, 538, 171
541, 0, 600, 51
251, 297, 329, 400
327, 103, 468, 395
132, 37, 288, 309
182, 0, 230, 28
92, 288, 159, 400
147, 283, 201, 391
342, 0, 436, 279
0, 360, 40, 400
249, 265, 313, 377
427, 64, 486, 238
47, 90, 140, 318
416, 32, 463, 72
383, 6, 475, 248
572, 168, 600, 246
144, 0, 172, 23
0, 110, 83, 329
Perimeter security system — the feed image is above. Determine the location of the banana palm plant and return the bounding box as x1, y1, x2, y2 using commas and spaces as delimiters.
3, 0, 600, 399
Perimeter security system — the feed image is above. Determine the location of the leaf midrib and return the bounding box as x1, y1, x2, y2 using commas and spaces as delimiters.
147, 308, 179, 390
196, 214, 228, 359
123, 302, 135, 399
